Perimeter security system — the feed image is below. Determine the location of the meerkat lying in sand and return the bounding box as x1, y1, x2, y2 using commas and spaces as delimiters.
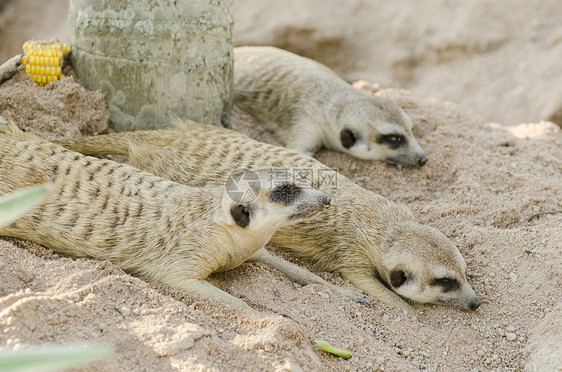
0, 119, 334, 313
233, 46, 428, 166
56, 121, 482, 317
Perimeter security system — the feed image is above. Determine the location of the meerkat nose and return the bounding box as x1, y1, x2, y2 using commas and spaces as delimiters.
322, 195, 331, 208
417, 154, 428, 167
468, 298, 482, 310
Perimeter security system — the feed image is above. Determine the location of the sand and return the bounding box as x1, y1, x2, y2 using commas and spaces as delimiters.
0, 66, 560, 371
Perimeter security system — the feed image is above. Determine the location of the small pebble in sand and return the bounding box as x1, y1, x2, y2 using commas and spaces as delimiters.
509, 272, 518, 283
505, 332, 517, 341
505, 325, 515, 332
119, 306, 131, 317
382, 314, 390, 322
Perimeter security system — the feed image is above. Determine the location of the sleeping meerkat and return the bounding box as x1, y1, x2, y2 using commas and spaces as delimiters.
0, 119, 333, 313
55, 121, 482, 317
233, 46, 428, 166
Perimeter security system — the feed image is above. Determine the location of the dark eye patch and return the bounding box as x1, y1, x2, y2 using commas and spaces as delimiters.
431, 277, 460, 292
377, 134, 406, 149
340, 129, 357, 149
269, 184, 301, 204
230, 204, 250, 227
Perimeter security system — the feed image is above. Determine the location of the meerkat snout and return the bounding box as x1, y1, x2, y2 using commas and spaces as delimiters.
381, 223, 481, 311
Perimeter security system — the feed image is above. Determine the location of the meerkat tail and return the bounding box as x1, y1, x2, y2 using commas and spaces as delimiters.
0, 55, 22, 85
54, 118, 208, 157
54, 131, 159, 156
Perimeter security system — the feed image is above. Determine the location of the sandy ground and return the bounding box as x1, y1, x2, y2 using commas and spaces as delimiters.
0, 67, 561, 371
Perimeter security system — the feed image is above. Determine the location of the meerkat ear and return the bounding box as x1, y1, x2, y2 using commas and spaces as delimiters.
231, 204, 251, 227
340, 129, 357, 149
390, 268, 408, 288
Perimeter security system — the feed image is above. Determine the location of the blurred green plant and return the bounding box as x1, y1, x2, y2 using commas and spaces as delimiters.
0, 185, 114, 371
0, 344, 114, 372
0, 185, 49, 228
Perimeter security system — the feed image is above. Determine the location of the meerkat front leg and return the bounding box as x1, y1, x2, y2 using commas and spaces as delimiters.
170, 278, 260, 315
341, 270, 420, 319
284, 120, 324, 157
0, 55, 22, 85
248, 248, 362, 301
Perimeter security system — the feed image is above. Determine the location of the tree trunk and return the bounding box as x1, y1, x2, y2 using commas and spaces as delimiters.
68, 0, 233, 131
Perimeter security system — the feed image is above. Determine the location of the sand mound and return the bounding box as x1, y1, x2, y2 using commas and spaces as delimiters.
0, 69, 109, 140
0, 69, 561, 371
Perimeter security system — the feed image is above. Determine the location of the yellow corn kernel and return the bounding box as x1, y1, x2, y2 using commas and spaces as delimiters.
22, 39, 70, 86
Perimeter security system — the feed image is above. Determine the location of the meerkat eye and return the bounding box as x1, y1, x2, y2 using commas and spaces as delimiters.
230, 204, 251, 227
390, 268, 408, 287
340, 129, 357, 149
269, 184, 301, 204
378, 134, 405, 149
431, 277, 460, 292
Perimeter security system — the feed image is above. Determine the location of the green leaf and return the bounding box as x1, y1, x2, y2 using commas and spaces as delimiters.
315, 339, 352, 359
0, 185, 50, 228
0, 343, 114, 372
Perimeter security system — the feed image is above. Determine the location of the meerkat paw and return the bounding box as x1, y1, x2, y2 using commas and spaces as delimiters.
296, 149, 315, 157
401, 304, 421, 320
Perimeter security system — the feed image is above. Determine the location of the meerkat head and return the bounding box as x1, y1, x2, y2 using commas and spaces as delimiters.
334, 96, 428, 167
223, 167, 331, 234
379, 222, 481, 311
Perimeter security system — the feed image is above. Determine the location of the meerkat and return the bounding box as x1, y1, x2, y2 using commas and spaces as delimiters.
233, 46, 428, 166
0, 119, 335, 313
56, 120, 482, 317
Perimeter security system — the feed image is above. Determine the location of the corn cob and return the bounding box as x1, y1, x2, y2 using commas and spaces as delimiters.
21, 40, 71, 87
